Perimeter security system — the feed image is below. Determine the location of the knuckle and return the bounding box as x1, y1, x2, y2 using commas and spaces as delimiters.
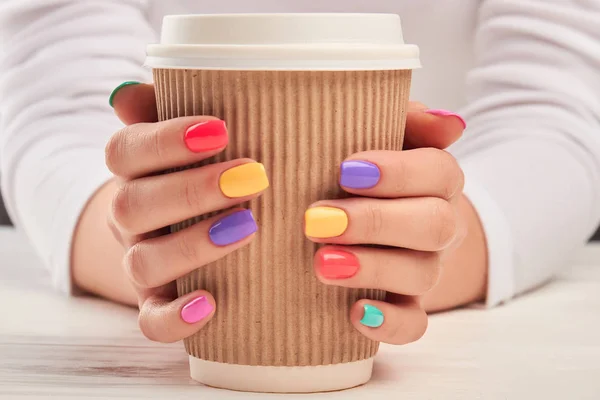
180, 177, 205, 212
415, 251, 442, 293
409, 310, 429, 342
363, 202, 385, 240
124, 243, 150, 288
435, 150, 463, 200
176, 232, 199, 266
105, 127, 133, 176
429, 199, 458, 250
390, 157, 408, 194
456, 216, 469, 242
105, 133, 122, 175
145, 123, 168, 163
111, 183, 138, 233
454, 165, 466, 195
138, 308, 161, 342
370, 256, 387, 290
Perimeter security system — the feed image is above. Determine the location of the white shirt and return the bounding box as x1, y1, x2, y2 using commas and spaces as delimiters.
1, 0, 599, 306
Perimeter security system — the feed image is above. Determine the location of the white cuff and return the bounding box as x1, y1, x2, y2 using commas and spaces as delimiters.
462, 175, 515, 307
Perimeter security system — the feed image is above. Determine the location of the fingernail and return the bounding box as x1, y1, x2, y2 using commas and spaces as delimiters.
424, 109, 467, 129
305, 207, 348, 238
319, 250, 359, 279
340, 160, 381, 189
209, 209, 257, 246
181, 296, 214, 324
219, 163, 270, 198
184, 120, 228, 153
109, 81, 141, 108
360, 304, 384, 328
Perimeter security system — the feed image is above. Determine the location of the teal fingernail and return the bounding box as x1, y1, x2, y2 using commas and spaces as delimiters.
360, 304, 384, 328
109, 81, 141, 108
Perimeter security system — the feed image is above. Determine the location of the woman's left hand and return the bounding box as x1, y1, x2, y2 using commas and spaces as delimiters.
305, 104, 468, 344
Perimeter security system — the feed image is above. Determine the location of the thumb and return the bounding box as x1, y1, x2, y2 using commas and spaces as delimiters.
109, 82, 158, 125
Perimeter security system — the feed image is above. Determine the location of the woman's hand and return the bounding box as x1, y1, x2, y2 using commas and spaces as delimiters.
305, 104, 480, 344
104, 83, 269, 343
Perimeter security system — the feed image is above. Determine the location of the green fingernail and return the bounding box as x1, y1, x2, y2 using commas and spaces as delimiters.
109, 81, 141, 108
360, 304, 384, 328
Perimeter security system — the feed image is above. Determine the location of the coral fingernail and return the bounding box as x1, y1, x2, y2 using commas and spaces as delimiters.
304, 207, 348, 238
319, 250, 359, 279
209, 209, 257, 246
340, 160, 381, 189
109, 81, 140, 108
360, 304, 384, 328
219, 163, 270, 198
424, 109, 467, 129
181, 296, 214, 324
184, 120, 228, 153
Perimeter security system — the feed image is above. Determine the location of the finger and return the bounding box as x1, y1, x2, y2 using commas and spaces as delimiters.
138, 289, 216, 343
314, 246, 441, 296
105, 116, 227, 179
404, 107, 466, 150
111, 159, 269, 235
350, 298, 427, 345
125, 208, 257, 289
304, 197, 459, 251
110, 82, 159, 125
340, 149, 464, 201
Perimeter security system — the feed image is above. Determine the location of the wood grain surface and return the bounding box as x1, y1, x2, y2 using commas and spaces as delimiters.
1, 227, 599, 399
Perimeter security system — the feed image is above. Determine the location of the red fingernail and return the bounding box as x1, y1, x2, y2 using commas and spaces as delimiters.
181, 296, 214, 324
319, 250, 360, 280
424, 109, 467, 129
184, 120, 228, 153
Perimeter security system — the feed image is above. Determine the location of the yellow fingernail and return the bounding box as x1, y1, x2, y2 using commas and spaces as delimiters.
304, 207, 348, 238
219, 163, 270, 198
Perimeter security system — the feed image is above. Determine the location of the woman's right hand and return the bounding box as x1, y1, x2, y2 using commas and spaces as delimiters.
105, 82, 269, 343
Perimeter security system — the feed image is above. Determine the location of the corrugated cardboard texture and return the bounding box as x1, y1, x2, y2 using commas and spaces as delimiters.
154, 69, 411, 367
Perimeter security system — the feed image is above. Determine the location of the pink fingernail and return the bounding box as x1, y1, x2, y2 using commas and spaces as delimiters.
181, 296, 214, 324
424, 109, 467, 129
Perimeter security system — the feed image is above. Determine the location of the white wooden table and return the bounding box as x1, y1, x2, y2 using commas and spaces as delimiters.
1, 226, 599, 399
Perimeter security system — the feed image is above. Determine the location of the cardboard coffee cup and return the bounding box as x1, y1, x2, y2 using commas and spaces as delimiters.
146, 13, 420, 393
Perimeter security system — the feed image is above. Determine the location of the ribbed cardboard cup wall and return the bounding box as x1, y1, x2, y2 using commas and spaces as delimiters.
155, 69, 411, 368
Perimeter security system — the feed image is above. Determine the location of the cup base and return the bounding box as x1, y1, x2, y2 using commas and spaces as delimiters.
189, 356, 374, 393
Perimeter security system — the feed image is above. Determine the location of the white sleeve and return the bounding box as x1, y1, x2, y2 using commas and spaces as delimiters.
451, 0, 600, 306
0, 1, 154, 294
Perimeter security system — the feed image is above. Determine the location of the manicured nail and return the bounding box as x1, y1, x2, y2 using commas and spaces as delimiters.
424, 109, 467, 129
219, 163, 270, 198
209, 209, 257, 246
360, 304, 384, 328
181, 296, 214, 324
305, 207, 348, 238
319, 250, 359, 279
184, 120, 228, 153
109, 81, 140, 107
340, 160, 381, 189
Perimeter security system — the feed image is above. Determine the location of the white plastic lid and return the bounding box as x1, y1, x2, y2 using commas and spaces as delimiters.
145, 14, 421, 71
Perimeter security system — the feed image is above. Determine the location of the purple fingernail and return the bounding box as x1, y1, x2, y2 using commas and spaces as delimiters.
340, 160, 381, 189
209, 209, 257, 246
424, 109, 467, 129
